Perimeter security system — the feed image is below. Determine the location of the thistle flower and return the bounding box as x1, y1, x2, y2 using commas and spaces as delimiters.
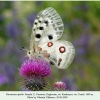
52, 81, 66, 91
19, 57, 51, 91
20, 57, 51, 77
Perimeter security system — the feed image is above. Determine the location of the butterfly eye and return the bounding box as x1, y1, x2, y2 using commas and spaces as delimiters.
28, 51, 30, 54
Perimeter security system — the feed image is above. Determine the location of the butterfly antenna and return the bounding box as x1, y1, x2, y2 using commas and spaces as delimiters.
20, 47, 28, 51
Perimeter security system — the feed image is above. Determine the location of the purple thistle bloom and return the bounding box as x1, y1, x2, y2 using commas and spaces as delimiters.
19, 57, 51, 91
20, 57, 51, 77
52, 81, 66, 91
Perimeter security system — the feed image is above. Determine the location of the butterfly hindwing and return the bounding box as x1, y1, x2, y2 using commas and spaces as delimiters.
39, 40, 75, 69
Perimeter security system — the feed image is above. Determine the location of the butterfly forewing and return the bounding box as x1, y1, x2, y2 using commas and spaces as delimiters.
30, 7, 64, 51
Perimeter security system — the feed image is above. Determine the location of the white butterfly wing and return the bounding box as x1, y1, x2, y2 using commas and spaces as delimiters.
37, 7, 64, 41
39, 40, 75, 69
29, 7, 75, 69
30, 7, 64, 50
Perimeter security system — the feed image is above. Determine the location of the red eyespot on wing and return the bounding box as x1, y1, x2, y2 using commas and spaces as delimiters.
47, 42, 53, 47
59, 46, 66, 53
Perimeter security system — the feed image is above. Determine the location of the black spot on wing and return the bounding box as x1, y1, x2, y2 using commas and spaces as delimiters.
39, 27, 44, 30
58, 58, 62, 66
44, 20, 48, 25
35, 34, 41, 38
58, 62, 60, 66
48, 35, 53, 40
39, 20, 41, 23
34, 22, 37, 25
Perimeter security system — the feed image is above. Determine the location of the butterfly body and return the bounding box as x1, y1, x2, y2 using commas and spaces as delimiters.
27, 7, 75, 69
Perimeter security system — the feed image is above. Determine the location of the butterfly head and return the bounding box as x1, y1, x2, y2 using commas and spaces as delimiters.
21, 47, 33, 58
27, 50, 33, 58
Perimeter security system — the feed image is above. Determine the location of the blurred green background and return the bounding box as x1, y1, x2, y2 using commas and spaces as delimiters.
0, 1, 100, 91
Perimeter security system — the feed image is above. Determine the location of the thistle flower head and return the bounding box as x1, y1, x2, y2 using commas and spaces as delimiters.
52, 81, 66, 91
19, 57, 51, 91
20, 57, 51, 77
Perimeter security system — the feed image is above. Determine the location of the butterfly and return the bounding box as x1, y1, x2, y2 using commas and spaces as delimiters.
22, 7, 75, 69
